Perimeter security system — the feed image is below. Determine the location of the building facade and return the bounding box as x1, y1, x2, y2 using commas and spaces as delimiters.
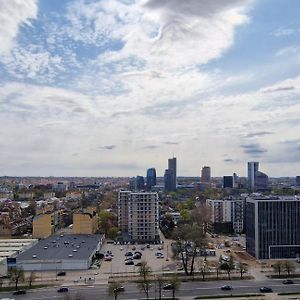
223, 176, 234, 188
146, 168, 156, 190
73, 207, 98, 235
247, 162, 268, 192
164, 157, 177, 191
246, 195, 300, 259
33, 211, 61, 239
201, 166, 211, 183
118, 191, 159, 242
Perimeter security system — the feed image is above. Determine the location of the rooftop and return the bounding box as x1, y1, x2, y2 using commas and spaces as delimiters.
16, 234, 102, 262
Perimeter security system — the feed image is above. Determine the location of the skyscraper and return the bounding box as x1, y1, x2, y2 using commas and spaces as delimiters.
168, 157, 177, 189
164, 169, 173, 192
247, 162, 268, 192
146, 168, 156, 189
296, 176, 300, 186
201, 166, 211, 182
223, 176, 234, 188
135, 176, 145, 190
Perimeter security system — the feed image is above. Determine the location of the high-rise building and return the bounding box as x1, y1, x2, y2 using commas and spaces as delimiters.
296, 176, 300, 186
164, 169, 174, 192
118, 191, 159, 242
135, 176, 145, 190
168, 157, 177, 191
246, 195, 300, 259
247, 162, 268, 192
146, 168, 156, 189
201, 166, 211, 182
223, 176, 234, 188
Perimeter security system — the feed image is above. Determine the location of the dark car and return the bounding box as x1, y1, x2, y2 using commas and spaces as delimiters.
114, 286, 125, 292
13, 290, 26, 295
221, 285, 232, 291
163, 284, 174, 290
125, 260, 134, 265
133, 254, 141, 259
125, 257, 133, 261
125, 252, 133, 256
283, 279, 294, 284
57, 287, 69, 293
260, 287, 273, 293
134, 251, 142, 256
57, 271, 66, 276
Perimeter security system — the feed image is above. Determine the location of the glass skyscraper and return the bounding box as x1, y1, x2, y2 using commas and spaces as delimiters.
146, 168, 156, 189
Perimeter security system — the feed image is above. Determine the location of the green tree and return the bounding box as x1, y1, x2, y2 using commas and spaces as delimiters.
8, 267, 25, 290
137, 261, 152, 300
220, 256, 235, 280
98, 211, 118, 235
180, 209, 190, 221
107, 227, 119, 239
108, 281, 123, 300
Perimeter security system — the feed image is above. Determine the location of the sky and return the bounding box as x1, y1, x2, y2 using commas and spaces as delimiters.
0, 0, 300, 177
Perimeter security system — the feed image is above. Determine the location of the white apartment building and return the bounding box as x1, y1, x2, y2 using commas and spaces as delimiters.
206, 198, 245, 233
118, 191, 159, 242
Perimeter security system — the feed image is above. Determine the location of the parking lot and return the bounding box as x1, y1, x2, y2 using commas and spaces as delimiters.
100, 241, 174, 275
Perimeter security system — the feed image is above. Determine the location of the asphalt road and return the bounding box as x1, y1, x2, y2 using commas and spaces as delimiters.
1, 279, 300, 300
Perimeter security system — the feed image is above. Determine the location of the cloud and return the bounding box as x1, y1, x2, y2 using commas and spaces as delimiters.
164, 142, 180, 145
0, 0, 38, 55
143, 145, 158, 149
99, 145, 117, 150
224, 158, 234, 162
244, 131, 273, 138
262, 86, 295, 93
241, 143, 268, 155
272, 27, 297, 37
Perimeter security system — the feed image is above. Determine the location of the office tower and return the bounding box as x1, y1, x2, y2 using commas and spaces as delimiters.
246, 195, 300, 259
201, 166, 211, 182
168, 157, 177, 190
164, 169, 173, 192
223, 176, 234, 188
247, 162, 268, 192
135, 176, 145, 190
118, 191, 159, 242
146, 168, 156, 189
296, 176, 300, 186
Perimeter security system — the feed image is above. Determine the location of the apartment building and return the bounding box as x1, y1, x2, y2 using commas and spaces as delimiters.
33, 210, 61, 238
73, 207, 98, 234
118, 191, 159, 242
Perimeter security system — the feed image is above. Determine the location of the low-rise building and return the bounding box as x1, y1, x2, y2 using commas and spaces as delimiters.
73, 207, 98, 234
33, 211, 62, 239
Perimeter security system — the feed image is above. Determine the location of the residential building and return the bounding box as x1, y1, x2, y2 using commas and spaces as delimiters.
246, 195, 300, 259
201, 166, 211, 183
247, 162, 268, 192
118, 191, 159, 242
223, 176, 234, 188
296, 176, 300, 186
33, 211, 61, 238
206, 198, 245, 234
146, 168, 156, 190
73, 207, 98, 235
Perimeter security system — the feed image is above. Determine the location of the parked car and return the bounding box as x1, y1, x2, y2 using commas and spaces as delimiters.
134, 251, 142, 256
133, 254, 141, 259
125, 252, 133, 256
104, 256, 112, 261
114, 286, 125, 292
221, 285, 232, 291
13, 290, 26, 295
125, 257, 133, 261
125, 260, 134, 265
132, 246, 136, 251
283, 279, 294, 284
57, 271, 66, 276
141, 246, 145, 250
260, 287, 273, 293
163, 284, 173, 290
57, 287, 69, 293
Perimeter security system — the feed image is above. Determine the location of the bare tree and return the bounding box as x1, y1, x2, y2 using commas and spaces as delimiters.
198, 258, 209, 281
220, 256, 235, 280
237, 262, 248, 279
169, 276, 181, 300
272, 261, 283, 277
191, 204, 212, 235
137, 261, 152, 300
8, 267, 25, 291
283, 260, 295, 277
27, 272, 37, 288
155, 275, 165, 300
108, 281, 123, 300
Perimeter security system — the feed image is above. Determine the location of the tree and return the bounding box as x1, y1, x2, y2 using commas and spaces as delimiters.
190, 204, 212, 235
272, 261, 283, 277
107, 227, 119, 239
198, 258, 209, 281
8, 267, 25, 290
155, 275, 165, 300
169, 276, 181, 300
283, 260, 295, 276
137, 261, 152, 300
237, 262, 248, 279
27, 272, 37, 288
98, 211, 118, 235
108, 281, 123, 300
172, 224, 207, 276
220, 256, 235, 280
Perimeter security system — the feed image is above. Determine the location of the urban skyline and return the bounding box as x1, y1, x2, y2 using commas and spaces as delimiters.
0, 0, 300, 177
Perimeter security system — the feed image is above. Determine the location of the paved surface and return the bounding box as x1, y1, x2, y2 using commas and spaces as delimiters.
1, 278, 300, 299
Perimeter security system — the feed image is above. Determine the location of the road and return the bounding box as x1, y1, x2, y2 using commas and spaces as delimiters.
1, 279, 300, 299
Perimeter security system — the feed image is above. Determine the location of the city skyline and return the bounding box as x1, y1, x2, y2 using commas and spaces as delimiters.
1, 0, 300, 177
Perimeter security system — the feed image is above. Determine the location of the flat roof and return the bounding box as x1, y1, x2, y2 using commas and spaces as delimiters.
16, 234, 102, 262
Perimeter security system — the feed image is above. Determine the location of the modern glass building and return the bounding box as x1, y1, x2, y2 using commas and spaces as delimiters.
223, 176, 234, 188
246, 195, 300, 259
168, 157, 177, 191
146, 168, 156, 189
135, 176, 145, 190
247, 162, 268, 192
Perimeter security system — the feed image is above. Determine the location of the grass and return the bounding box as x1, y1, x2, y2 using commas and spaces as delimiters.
195, 294, 263, 299
277, 291, 300, 296
0, 284, 50, 292
268, 273, 300, 279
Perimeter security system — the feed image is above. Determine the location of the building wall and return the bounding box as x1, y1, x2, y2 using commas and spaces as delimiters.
33, 214, 53, 238
118, 191, 130, 232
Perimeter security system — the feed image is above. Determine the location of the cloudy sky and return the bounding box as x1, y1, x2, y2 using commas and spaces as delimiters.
0, 0, 300, 177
